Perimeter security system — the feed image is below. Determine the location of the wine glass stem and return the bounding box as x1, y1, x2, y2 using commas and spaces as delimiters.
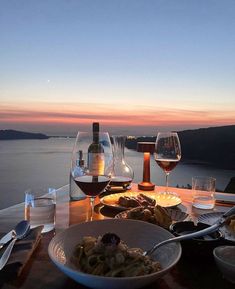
88, 197, 95, 221
165, 172, 170, 193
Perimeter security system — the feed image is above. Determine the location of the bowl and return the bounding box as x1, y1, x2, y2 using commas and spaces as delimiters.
48, 219, 181, 289
170, 221, 223, 258
213, 246, 235, 284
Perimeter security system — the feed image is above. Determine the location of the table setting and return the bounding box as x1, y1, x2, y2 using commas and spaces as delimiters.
0, 122, 235, 289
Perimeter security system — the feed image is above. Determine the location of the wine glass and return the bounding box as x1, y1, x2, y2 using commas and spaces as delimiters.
154, 132, 181, 194
71, 131, 113, 221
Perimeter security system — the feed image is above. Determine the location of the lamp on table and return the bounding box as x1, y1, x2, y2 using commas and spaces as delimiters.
137, 142, 155, 191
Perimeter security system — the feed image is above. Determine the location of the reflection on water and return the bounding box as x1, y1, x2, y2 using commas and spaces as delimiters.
0, 138, 234, 209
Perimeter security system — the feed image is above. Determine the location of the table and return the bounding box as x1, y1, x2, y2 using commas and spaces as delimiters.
0, 184, 234, 289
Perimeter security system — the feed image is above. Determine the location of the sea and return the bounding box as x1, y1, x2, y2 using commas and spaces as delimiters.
0, 138, 235, 210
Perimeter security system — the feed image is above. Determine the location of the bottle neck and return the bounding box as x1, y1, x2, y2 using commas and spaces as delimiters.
92, 122, 99, 144
77, 150, 84, 166
93, 132, 99, 144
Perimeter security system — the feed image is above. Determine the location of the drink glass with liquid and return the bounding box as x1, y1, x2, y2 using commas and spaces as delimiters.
24, 188, 56, 233
71, 123, 113, 221
192, 176, 216, 209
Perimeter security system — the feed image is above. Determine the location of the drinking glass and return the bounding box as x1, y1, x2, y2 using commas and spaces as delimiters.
24, 188, 56, 233
71, 131, 113, 221
192, 176, 216, 209
154, 132, 181, 194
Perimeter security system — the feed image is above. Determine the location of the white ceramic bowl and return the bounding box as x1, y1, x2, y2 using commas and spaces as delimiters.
213, 246, 235, 284
48, 219, 181, 289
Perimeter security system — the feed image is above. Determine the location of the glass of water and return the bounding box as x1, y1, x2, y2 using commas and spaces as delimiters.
24, 188, 56, 233
192, 176, 216, 209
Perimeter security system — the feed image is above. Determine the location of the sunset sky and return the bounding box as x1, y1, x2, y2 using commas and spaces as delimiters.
1, 0, 235, 136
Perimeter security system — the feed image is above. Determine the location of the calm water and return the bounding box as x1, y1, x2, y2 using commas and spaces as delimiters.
0, 138, 234, 210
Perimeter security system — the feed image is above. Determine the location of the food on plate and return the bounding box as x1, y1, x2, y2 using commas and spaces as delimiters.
71, 233, 161, 277
118, 193, 156, 208
126, 205, 172, 229
226, 216, 235, 233
154, 205, 172, 229
127, 207, 155, 223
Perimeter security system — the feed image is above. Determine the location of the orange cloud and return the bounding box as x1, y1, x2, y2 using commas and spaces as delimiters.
0, 102, 235, 132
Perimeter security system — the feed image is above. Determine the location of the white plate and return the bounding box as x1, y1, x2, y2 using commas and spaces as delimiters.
198, 212, 235, 242
48, 219, 181, 289
100, 192, 181, 210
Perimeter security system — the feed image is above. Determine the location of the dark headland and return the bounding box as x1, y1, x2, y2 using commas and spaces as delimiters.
0, 129, 49, 140
125, 125, 235, 170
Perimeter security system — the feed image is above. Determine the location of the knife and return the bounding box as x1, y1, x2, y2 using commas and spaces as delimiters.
0, 230, 13, 249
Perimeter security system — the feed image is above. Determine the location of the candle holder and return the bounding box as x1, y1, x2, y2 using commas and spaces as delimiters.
137, 142, 155, 191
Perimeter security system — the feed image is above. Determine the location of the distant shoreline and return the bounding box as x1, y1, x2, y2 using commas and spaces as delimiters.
0, 129, 49, 140
0, 130, 77, 140
1, 126, 235, 170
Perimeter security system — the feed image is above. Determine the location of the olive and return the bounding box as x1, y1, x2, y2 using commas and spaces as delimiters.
101, 233, 120, 245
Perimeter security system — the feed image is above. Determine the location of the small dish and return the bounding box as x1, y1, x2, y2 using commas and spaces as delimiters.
170, 221, 223, 258
213, 246, 235, 284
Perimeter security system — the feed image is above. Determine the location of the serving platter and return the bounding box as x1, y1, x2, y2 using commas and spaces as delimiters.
198, 212, 235, 242
100, 192, 182, 210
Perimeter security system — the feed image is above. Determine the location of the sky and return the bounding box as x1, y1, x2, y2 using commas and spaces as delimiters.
1, 0, 235, 136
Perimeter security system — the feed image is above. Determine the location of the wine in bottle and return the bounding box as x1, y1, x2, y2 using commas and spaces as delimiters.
88, 122, 105, 175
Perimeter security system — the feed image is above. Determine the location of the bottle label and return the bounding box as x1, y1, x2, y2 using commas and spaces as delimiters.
88, 153, 105, 175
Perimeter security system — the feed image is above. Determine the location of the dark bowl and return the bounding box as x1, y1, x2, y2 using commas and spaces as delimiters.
170, 221, 224, 259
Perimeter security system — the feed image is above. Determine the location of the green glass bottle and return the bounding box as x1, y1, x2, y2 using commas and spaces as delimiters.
88, 122, 105, 175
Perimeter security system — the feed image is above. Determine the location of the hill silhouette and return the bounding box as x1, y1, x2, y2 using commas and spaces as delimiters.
1, 126, 235, 169
126, 125, 235, 169
0, 130, 49, 140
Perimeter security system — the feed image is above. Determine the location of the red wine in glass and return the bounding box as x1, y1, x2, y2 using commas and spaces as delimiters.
74, 175, 110, 197
154, 132, 181, 194
156, 159, 179, 174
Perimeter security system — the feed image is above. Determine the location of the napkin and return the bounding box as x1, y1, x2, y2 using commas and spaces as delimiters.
0, 225, 43, 281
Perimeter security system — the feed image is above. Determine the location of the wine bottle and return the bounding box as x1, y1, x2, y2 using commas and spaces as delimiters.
69, 150, 86, 201
88, 122, 105, 175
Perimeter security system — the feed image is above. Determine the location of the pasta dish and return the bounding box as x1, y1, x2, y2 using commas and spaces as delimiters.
71, 233, 161, 277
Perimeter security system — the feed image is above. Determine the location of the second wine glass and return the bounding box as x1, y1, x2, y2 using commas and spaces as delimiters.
71, 129, 113, 221
154, 132, 181, 194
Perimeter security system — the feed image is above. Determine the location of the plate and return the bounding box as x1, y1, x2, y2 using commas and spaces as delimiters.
198, 212, 235, 242
48, 219, 181, 289
100, 192, 182, 210
115, 207, 188, 225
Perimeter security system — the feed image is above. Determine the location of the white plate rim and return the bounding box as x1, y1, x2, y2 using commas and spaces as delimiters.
100, 192, 182, 210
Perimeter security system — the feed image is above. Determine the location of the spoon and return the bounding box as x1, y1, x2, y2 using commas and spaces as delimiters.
144, 206, 235, 256
0, 231, 14, 250
0, 220, 30, 270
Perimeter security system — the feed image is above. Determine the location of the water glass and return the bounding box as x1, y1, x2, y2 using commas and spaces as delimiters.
24, 188, 56, 233
192, 176, 216, 209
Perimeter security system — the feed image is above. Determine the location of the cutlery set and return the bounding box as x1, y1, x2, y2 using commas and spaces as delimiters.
0, 220, 30, 270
